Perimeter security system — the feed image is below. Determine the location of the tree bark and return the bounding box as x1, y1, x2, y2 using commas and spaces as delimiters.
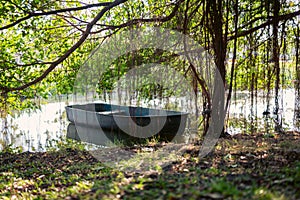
294, 25, 300, 131
272, 0, 283, 133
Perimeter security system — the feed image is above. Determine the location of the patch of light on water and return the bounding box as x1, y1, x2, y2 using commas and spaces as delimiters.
227, 88, 297, 134
0, 100, 71, 152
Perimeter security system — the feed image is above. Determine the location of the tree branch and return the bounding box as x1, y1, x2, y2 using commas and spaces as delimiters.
57, 14, 85, 33
2, 0, 127, 93
0, 2, 112, 30
228, 10, 300, 41
91, 0, 184, 34
2, 61, 54, 67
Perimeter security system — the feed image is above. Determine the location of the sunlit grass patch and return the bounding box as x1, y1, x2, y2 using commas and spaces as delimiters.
253, 187, 287, 200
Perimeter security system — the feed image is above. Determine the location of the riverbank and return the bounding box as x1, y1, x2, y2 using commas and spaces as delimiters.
1, 131, 300, 199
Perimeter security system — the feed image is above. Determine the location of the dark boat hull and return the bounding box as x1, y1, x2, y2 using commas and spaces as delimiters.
65, 103, 188, 143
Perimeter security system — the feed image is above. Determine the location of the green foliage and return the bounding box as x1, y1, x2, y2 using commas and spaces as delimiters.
45, 136, 86, 152
0, 144, 23, 154
0, 0, 99, 112
0, 0, 299, 136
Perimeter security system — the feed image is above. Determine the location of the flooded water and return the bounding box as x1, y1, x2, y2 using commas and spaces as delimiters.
0, 89, 299, 152
227, 88, 298, 134
0, 99, 70, 152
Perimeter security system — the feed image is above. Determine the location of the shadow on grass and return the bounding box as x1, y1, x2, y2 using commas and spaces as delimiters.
0, 132, 300, 199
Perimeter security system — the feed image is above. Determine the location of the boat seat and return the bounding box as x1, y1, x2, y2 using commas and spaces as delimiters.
98, 110, 126, 115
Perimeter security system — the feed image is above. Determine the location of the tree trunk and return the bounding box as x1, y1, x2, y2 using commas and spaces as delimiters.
208, 0, 227, 137
294, 26, 300, 131
272, 0, 283, 133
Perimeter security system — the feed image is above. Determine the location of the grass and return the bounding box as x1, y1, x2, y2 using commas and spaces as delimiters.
0, 131, 300, 199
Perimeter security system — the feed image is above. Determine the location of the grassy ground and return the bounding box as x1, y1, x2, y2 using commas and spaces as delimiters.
0, 131, 300, 200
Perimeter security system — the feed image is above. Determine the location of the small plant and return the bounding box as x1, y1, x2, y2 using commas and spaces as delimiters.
210, 178, 241, 197
0, 144, 23, 154
45, 137, 85, 152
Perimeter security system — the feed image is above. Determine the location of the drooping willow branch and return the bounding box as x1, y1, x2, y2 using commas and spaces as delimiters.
225, 0, 238, 114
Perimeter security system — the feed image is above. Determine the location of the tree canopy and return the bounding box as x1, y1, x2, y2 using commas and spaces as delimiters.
0, 0, 300, 132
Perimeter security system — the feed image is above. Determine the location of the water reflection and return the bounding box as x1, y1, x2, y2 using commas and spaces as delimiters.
66, 123, 108, 146
66, 122, 188, 147
226, 89, 297, 134
0, 100, 69, 152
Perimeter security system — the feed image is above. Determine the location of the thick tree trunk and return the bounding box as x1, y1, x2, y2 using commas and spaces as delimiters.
208, 0, 227, 137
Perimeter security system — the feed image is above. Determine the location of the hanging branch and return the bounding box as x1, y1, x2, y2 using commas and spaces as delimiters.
272, 0, 283, 133
280, 22, 287, 90
295, 25, 300, 88
182, 0, 211, 105
225, 0, 238, 114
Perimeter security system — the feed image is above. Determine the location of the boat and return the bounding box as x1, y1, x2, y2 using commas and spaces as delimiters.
65, 103, 188, 144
